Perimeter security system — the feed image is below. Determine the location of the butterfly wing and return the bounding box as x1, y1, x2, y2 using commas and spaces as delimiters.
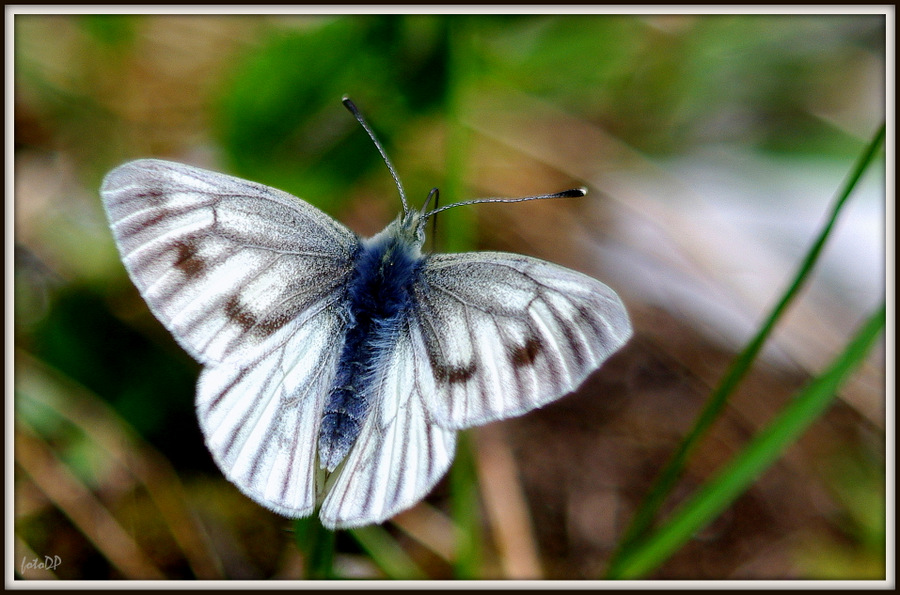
196, 308, 344, 516
410, 252, 632, 429
102, 159, 358, 515
318, 318, 456, 529
101, 159, 358, 366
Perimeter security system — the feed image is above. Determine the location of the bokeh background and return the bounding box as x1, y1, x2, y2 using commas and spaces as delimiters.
13, 12, 887, 580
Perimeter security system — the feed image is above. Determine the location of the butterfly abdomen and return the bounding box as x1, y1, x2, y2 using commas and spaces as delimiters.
318, 232, 423, 472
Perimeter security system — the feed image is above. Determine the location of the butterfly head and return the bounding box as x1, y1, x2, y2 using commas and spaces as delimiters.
385, 207, 428, 254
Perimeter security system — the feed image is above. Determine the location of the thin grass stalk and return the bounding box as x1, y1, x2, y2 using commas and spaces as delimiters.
294, 517, 335, 579
607, 124, 886, 576
610, 302, 885, 578
350, 525, 427, 579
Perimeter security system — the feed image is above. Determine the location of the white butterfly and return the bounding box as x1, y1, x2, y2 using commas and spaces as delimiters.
100, 99, 632, 529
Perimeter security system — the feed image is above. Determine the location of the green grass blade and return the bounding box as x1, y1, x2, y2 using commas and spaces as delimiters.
293, 517, 336, 579
609, 303, 885, 579
350, 525, 427, 579
450, 432, 483, 578
607, 123, 886, 574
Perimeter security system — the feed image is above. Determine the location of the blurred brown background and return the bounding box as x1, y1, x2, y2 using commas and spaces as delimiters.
13, 12, 886, 580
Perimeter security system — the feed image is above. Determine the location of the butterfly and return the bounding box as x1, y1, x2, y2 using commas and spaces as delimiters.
100, 98, 632, 529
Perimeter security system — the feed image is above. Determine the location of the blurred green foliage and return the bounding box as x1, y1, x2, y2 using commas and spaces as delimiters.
79, 14, 138, 48
213, 17, 441, 203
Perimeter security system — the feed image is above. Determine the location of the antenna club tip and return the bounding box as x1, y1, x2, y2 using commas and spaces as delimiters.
560, 187, 588, 198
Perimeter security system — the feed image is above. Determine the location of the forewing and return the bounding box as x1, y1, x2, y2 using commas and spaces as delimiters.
318, 321, 456, 529
102, 158, 359, 517
413, 252, 632, 429
196, 305, 344, 517
101, 159, 357, 366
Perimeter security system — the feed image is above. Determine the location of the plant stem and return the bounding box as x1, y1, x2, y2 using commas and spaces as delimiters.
607, 123, 886, 576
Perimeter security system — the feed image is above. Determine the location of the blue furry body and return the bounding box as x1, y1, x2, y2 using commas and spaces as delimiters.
318, 232, 424, 471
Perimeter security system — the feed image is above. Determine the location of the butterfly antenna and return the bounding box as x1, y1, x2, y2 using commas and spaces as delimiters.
423, 187, 587, 219
342, 96, 409, 213
423, 187, 440, 251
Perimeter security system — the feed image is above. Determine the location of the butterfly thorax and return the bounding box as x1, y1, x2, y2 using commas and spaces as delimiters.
317, 216, 426, 472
